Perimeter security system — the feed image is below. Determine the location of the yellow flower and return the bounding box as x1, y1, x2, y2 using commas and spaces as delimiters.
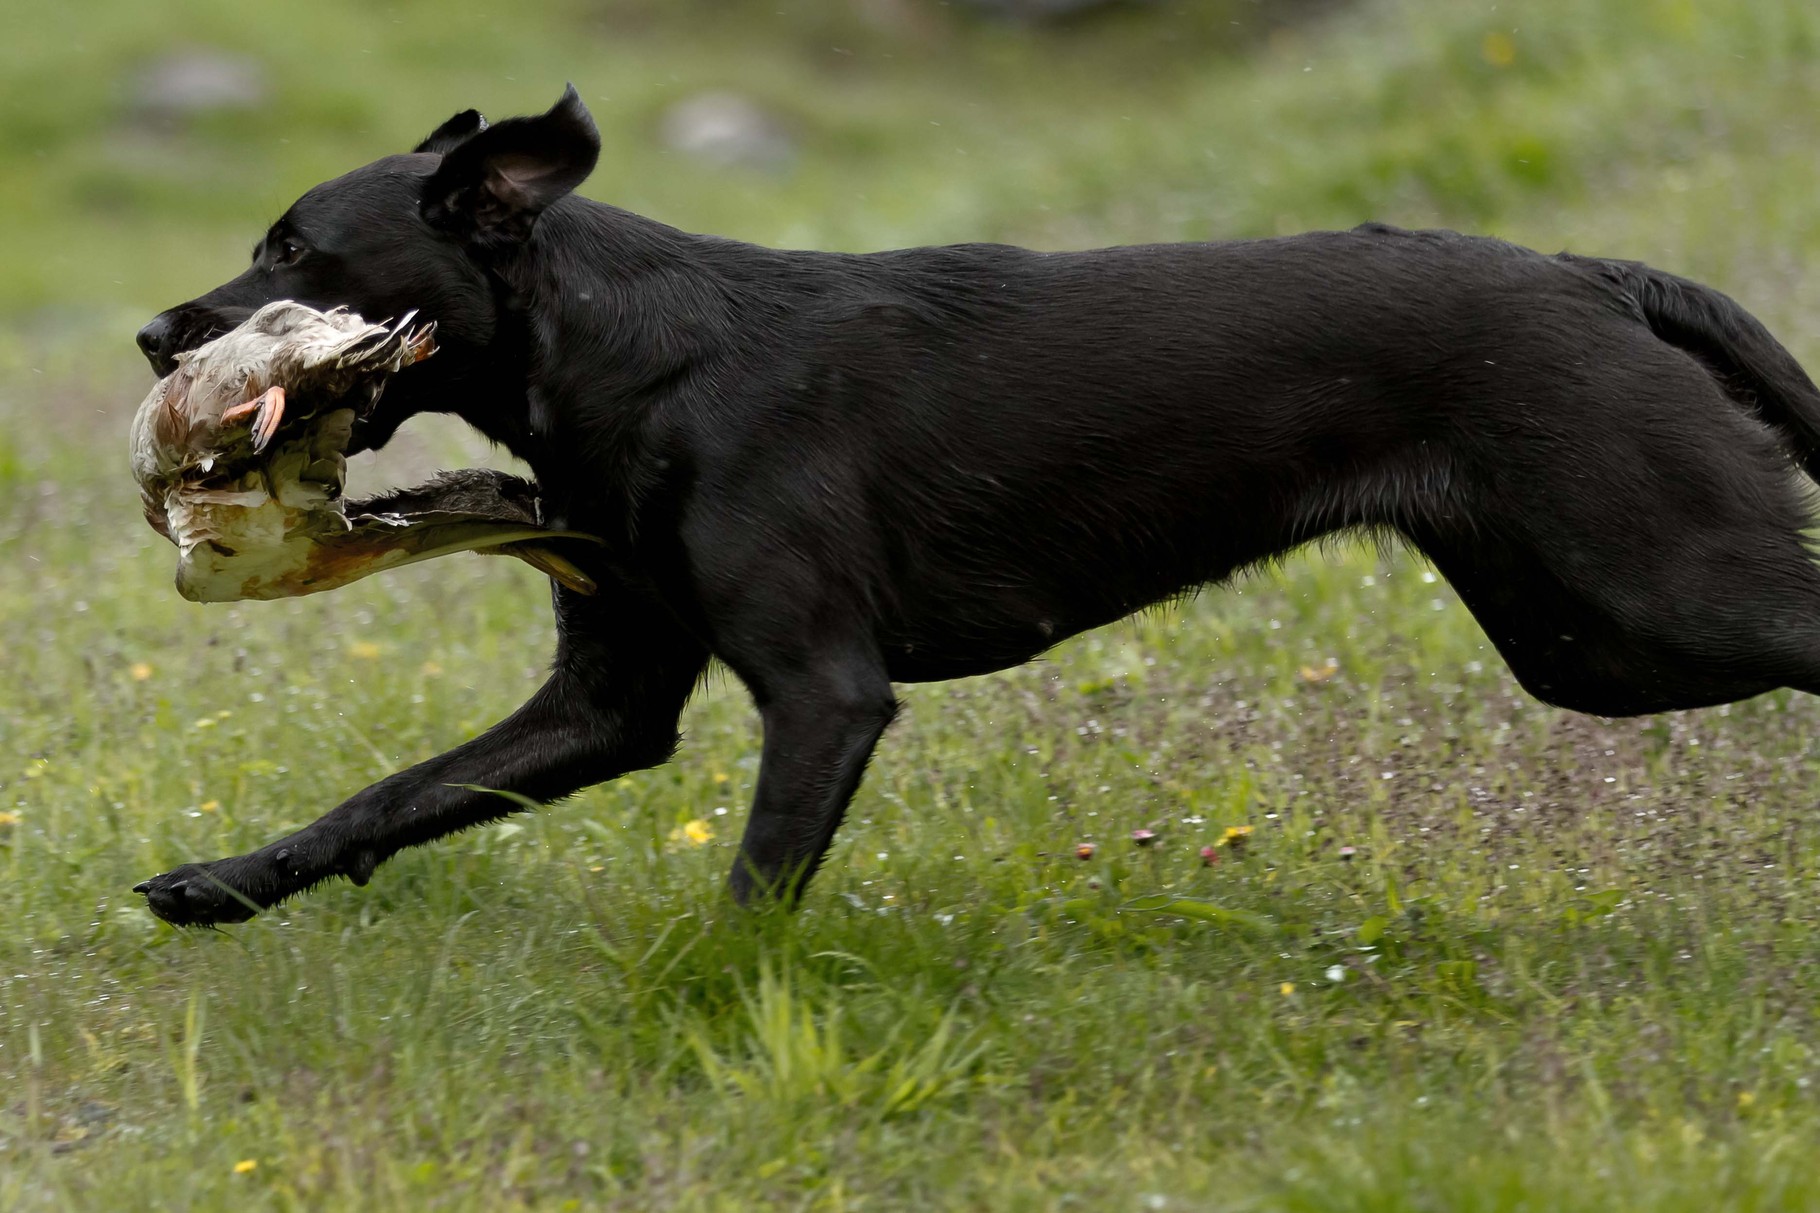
349, 641, 382, 660
1298, 660, 1338, 683
233, 1159, 258, 1174
711, 772, 730, 785
1737, 1091, 1756, 1113
1219, 825, 1253, 851
421, 660, 444, 678
1481, 31, 1516, 68
199, 800, 220, 814
667, 818, 715, 848
129, 662, 154, 682
0, 811, 19, 828
1279, 982, 1296, 996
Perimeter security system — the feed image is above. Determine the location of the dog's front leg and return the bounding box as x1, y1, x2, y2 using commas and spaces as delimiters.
727, 649, 898, 906
135, 589, 708, 926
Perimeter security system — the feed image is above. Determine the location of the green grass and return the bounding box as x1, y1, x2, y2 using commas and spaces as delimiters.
6, 0, 1820, 1208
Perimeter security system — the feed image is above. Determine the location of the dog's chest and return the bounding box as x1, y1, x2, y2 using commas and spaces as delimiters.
526, 385, 559, 446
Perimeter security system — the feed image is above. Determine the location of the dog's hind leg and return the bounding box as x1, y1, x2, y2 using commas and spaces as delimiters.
1413, 253, 1820, 715
1417, 528, 1820, 717
1411, 381, 1820, 717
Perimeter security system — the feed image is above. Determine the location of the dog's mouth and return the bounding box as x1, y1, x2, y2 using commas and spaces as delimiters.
131, 301, 600, 603
139, 306, 259, 378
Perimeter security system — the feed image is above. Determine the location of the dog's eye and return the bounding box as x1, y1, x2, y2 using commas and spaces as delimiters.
271, 240, 305, 270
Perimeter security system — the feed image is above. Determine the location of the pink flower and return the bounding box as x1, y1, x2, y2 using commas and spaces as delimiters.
1131, 828, 1158, 846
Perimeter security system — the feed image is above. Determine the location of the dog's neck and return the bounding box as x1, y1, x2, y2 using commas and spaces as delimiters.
417, 201, 751, 528
485, 202, 744, 452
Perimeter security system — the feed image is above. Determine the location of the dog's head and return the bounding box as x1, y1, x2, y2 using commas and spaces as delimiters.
134, 86, 600, 451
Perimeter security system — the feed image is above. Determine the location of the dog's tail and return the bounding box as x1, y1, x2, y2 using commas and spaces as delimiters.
1576, 255, 1820, 479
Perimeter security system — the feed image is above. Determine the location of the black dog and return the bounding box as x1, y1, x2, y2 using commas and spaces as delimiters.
133, 87, 1820, 926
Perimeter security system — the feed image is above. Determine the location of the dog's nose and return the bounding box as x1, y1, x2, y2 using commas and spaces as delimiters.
136, 313, 179, 375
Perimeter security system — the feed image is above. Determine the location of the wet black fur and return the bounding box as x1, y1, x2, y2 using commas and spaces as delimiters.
133, 87, 1820, 926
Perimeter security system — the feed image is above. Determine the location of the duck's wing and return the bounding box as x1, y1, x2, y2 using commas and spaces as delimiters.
266, 308, 429, 377
173, 468, 601, 602
337, 469, 598, 594
192, 512, 601, 601
320, 517, 601, 597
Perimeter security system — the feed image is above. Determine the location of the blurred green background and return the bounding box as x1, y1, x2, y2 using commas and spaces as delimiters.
8, 2, 1820, 1209
8, 0, 1819, 359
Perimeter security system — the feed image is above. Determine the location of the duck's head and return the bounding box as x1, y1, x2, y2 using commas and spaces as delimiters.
134, 86, 599, 456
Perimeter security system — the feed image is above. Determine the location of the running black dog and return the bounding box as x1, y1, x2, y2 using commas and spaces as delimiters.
133, 87, 1820, 926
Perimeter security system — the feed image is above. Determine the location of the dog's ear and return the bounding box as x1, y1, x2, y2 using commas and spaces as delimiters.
420, 85, 600, 246
414, 109, 488, 156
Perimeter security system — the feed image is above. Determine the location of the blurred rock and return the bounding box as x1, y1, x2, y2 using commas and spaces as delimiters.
129, 49, 268, 121
658, 92, 795, 173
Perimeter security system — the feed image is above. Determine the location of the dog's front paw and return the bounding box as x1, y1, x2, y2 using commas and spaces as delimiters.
133, 862, 261, 927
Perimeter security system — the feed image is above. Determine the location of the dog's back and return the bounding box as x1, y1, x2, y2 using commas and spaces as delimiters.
671, 225, 1809, 695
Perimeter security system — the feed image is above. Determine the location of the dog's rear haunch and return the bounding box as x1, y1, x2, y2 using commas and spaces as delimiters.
131, 87, 1820, 927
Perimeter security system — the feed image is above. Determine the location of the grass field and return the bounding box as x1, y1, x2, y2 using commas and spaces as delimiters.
6, 0, 1820, 1208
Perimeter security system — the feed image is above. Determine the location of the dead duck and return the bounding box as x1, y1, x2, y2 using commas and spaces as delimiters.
129, 300, 433, 502
130, 300, 598, 602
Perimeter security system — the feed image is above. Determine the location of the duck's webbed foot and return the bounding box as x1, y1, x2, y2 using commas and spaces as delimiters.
221, 384, 287, 453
